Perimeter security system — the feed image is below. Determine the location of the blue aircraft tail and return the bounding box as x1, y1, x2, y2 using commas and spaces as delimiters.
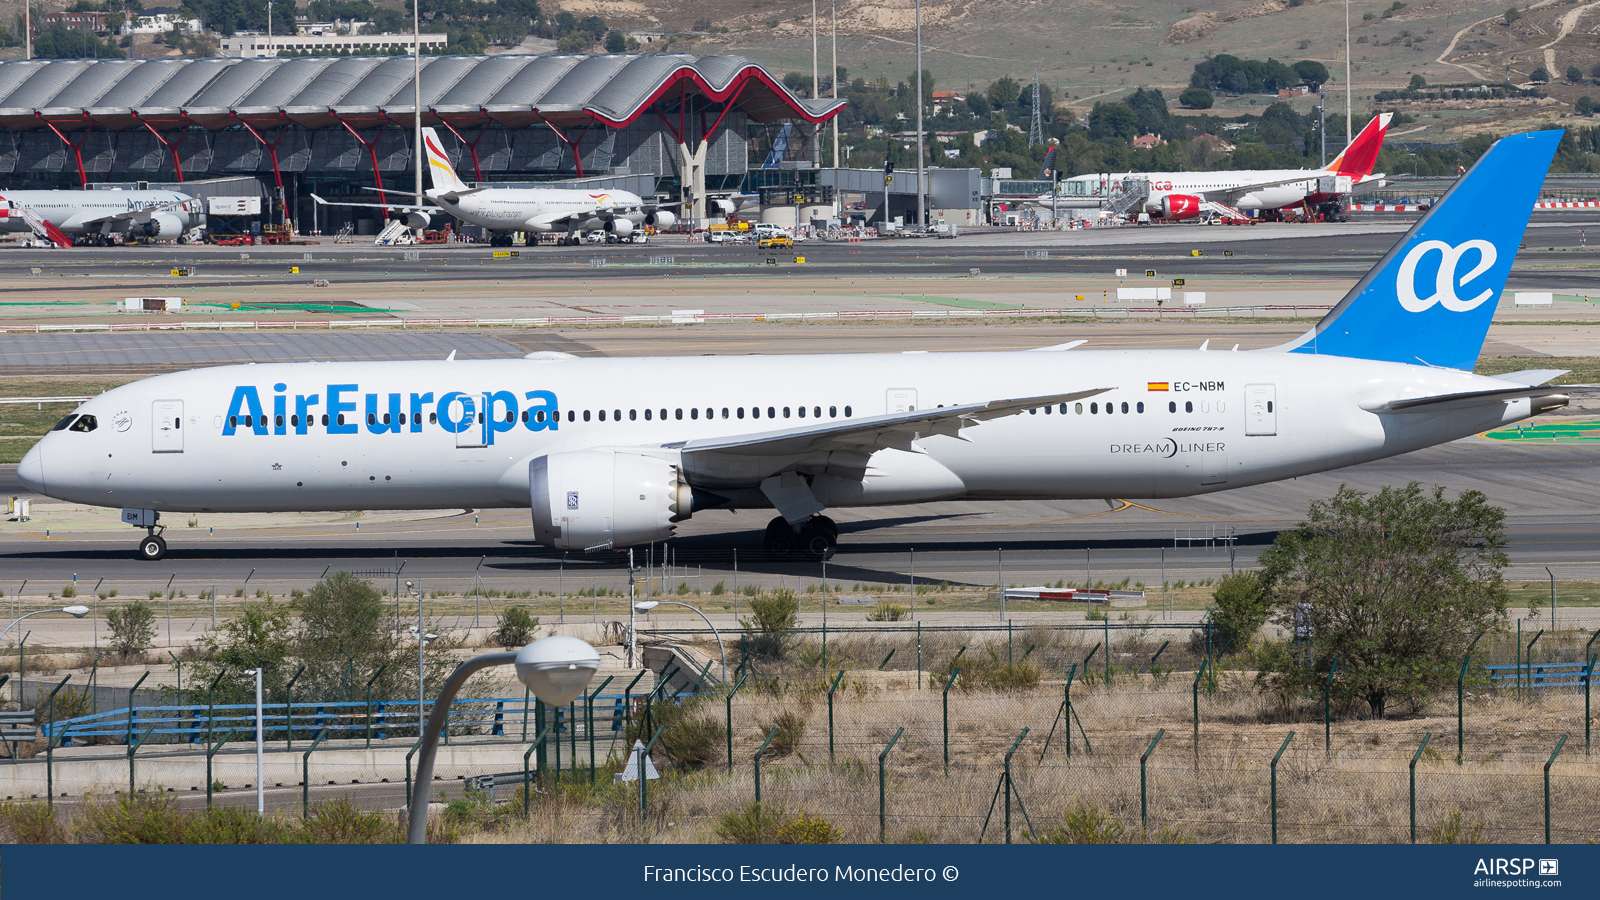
1278, 129, 1562, 371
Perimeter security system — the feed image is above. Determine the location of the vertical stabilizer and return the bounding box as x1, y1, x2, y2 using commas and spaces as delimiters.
1324, 112, 1393, 178
421, 127, 469, 194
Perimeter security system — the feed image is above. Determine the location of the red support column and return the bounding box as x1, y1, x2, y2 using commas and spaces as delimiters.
437, 115, 490, 183
138, 120, 188, 183
531, 112, 590, 178
337, 118, 388, 204
234, 116, 290, 225
42, 120, 92, 188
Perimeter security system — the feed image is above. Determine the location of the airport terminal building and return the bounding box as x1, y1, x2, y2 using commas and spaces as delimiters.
0, 53, 844, 232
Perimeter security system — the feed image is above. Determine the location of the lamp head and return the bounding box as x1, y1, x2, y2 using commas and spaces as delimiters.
633, 600, 659, 612
514, 635, 599, 707
62, 605, 89, 618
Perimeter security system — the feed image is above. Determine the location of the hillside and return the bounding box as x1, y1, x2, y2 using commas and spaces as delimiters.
559, 0, 1600, 138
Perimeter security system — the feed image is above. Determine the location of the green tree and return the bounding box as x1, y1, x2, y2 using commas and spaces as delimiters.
1258, 483, 1511, 718
1503, 8, 1521, 26
1567, 65, 1584, 84
1178, 87, 1214, 109
107, 599, 157, 659
603, 29, 626, 53
492, 607, 539, 648
1530, 66, 1551, 83
1087, 102, 1138, 141
1294, 60, 1331, 89
1408, 74, 1427, 91
1206, 571, 1271, 653
986, 75, 1020, 109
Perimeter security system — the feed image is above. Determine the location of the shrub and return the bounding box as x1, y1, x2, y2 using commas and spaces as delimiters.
0, 800, 69, 843
1179, 87, 1213, 109
1028, 802, 1127, 843
186, 805, 297, 843
761, 709, 807, 758
1207, 571, 1271, 653
631, 697, 723, 768
866, 601, 907, 622
60, 585, 76, 598
740, 589, 800, 659
300, 797, 401, 844
106, 599, 157, 659
76, 793, 192, 843
492, 607, 539, 648
716, 802, 843, 843
931, 647, 1040, 691
1429, 809, 1487, 844
711, 581, 726, 595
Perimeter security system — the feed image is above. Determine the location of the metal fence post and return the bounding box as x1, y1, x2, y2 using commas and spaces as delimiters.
725, 672, 748, 775
205, 730, 237, 808
302, 727, 329, 818
1004, 727, 1029, 844
638, 726, 664, 823
1323, 659, 1339, 758
404, 736, 423, 807
1409, 732, 1431, 844
1526, 629, 1544, 698
1586, 653, 1596, 757
43, 675, 70, 809
1544, 734, 1569, 844
1193, 658, 1209, 770
753, 725, 780, 803
879, 727, 904, 843
125, 670, 149, 747
1141, 728, 1166, 833
364, 664, 388, 749
623, 670, 647, 730
1064, 664, 1076, 761
587, 675, 613, 785
284, 664, 304, 751
1458, 631, 1485, 765
827, 669, 844, 763
523, 725, 551, 816
1271, 731, 1295, 844
916, 621, 921, 689
127, 724, 155, 796
942, 668, 959, 775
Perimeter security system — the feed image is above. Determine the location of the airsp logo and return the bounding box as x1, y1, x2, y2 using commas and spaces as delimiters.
1396, 239, 1498, 313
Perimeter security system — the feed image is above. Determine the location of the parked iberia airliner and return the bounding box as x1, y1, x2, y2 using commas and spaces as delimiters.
18, 131, 1569, 562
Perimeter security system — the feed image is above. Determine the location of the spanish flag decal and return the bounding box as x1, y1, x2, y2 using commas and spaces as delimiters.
1147, 382, 1170, 391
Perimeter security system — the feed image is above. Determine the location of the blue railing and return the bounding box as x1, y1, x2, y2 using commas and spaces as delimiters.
1484, 663, 1593, 691
40, 694, 647, 747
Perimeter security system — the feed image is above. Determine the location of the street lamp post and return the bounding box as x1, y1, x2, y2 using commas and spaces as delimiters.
633, 600, 727, 682
0, 605, 90, 644
244, 667, 264, 813
406, 636, 597, 843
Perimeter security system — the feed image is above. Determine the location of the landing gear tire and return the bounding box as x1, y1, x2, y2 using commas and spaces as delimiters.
138, 533, 167, 562
763, 516, 798, 557
800, 519, 836, 560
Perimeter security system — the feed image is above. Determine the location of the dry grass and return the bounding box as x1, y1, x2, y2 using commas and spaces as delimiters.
467, 677, 1599, 845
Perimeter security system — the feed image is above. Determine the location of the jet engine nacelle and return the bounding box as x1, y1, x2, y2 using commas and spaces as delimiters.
403, 210, 431, 230
529, 451, 690, 550
1160, 194, 1202, 220
604, 217, 634, 238
142, 213, 186, 239
644, 209, 676, 229
711, 198, 738, 216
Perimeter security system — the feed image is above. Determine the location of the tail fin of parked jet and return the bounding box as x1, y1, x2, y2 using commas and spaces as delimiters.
1037, 146, 1058, 180
1274, 129, 1561, 371
420, 127, 469, 194
1323, 112, 1393, 178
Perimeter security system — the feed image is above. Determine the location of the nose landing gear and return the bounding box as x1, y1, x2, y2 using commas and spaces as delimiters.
763, 515, 837, 560
137, 528, 167, 561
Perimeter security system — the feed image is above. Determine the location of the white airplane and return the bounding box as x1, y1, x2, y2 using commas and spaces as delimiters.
1051, 112, 1393, 221
0, 188, 202, 247
312, 127, 676, 246
18, 130, 1568, 562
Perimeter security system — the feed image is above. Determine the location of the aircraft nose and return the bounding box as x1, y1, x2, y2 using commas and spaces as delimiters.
16, 442, 44, 494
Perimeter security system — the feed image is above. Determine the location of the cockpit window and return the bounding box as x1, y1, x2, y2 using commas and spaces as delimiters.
51, 415, 78, 431
69, 414, 98, 433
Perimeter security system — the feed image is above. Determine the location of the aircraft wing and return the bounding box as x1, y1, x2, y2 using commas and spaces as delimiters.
673, 388, 1112, 458
78, 198, 191, 226
311, 193, 442, 213
359, 185, 488, 202
1217, 174, 1320, 199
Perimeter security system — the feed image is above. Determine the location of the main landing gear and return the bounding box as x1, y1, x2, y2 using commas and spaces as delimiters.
137, 528, 167, 561
764, 515, 837, 560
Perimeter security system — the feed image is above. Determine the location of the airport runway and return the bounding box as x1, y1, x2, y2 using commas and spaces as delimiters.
0, 215, 1595, 290
4, 439, 1600, 603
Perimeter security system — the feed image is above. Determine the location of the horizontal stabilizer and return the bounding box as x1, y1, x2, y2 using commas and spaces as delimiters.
1370, 384, 1570, 414
1486, 369, 1570, 387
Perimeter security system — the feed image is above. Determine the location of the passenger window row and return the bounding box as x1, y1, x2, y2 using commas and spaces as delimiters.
562, 405, 853, 423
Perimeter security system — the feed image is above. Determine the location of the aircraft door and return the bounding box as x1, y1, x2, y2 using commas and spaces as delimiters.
152, 400, 183, 453
448, 394, 487, 448
1244, 384, 1277, 436
886, 389, 918, 414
